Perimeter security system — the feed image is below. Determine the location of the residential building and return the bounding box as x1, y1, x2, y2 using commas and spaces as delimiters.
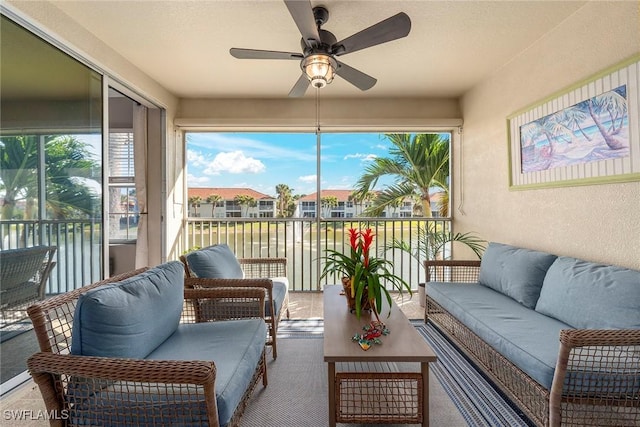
296, 190, 416, 218
187, 188, 276, 218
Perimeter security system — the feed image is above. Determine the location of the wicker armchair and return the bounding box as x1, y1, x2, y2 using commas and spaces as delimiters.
181, 255, 290, 359
424, 259, 640, 427
1, 245, 56, 325
26, 268, 268, 427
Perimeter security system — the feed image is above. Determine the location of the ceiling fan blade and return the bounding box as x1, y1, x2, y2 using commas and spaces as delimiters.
288, 74, 310, 97
333, 12, 411, 56
230, 48, 303, 60
335, 61, 377, 91
284, 0, 320, 48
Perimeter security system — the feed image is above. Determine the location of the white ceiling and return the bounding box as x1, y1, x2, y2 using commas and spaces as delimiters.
48, 0, 587, 99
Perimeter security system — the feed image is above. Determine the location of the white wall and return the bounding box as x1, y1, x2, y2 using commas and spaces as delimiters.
459, 1, 640, 269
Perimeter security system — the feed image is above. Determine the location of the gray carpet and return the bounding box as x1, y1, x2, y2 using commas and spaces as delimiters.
241, 338, 467, 427
261, 320, 533, 427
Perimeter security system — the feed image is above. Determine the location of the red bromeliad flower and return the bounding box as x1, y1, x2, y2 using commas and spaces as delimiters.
361, 228, 374, 267
321, 226, 411, 319
348, 228, 359, 252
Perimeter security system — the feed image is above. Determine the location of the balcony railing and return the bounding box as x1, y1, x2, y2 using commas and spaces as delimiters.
184, 217, 453, 292
0, 220, 102, 294
0, 217, 454, 295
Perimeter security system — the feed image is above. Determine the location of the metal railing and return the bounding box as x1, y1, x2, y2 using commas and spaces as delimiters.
0, 220, 102, 294
1, 217, 454, 295
184, 217, 453, 292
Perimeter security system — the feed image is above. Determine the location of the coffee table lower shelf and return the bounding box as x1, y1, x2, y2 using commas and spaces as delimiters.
333, 362, 424, 425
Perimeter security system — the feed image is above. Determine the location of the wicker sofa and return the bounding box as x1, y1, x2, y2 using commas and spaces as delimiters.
424, 242, 640, 427
27, 261, 268, 427
181, 244, 290, 359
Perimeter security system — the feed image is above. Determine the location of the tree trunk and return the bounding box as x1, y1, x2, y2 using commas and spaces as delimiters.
587, 100, 624, 149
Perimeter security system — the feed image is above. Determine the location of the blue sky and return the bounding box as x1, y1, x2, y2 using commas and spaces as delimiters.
186, 132, 396, 197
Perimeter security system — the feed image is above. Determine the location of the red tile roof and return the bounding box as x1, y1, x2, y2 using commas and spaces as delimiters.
188, 187, 274, 200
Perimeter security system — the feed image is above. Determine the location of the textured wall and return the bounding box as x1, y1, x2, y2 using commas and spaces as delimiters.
459, 1, 640, 269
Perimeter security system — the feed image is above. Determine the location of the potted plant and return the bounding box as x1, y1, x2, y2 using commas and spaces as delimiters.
321, 227, 412, 320
384, 224, 486, 306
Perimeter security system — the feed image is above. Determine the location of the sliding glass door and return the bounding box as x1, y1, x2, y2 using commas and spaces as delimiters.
0, 14, 103, 390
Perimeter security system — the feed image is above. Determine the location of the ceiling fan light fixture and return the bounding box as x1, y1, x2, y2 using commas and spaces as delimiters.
302, 54, 336, 89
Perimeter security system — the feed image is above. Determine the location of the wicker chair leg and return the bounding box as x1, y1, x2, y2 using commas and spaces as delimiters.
271, 319, 278, 360
262, 352, 268, 387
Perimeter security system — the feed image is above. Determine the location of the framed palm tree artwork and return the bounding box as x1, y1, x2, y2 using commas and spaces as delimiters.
507, 54, 640, 189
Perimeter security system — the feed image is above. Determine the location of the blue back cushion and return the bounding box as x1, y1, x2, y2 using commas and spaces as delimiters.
71, 261, 184, 359
535, 256, 640, 329
185, 244, 243, 279
478, 242, 557, 308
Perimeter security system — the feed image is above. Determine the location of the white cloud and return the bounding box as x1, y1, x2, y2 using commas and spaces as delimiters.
298, 174, 317, 183
188, 133, 315, 162
203, 151, 266, 175
186, 149, 209, 167
187, 173, 210, 186
344, 153, 377, 162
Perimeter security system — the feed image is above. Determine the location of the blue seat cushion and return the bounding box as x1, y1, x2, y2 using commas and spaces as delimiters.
146, 319, 267, 427
536, 256, 640, 329
185, 244, 243, 279
265, 278, 288, 318
71, 261, 184, 359
427, 281, 570, 389
478, 242, 557, 309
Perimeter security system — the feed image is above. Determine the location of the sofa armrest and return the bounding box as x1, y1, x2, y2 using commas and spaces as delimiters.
238, 257, 287, 279
184, 286, 266, 322
424, 260, 481, 283
27, 352, 218, 427
549, 328, 640, 427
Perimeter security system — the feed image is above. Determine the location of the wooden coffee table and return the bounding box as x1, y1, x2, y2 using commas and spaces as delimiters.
323, 285, 437, 426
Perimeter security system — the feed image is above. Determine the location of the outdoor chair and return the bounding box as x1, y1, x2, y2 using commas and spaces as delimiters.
180, 244, 290, 359
26, 264, 268, 427
1, 245, 57, 325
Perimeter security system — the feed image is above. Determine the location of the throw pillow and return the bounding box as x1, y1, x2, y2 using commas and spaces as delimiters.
185, 244, 244, 279
478, 242, 557, 308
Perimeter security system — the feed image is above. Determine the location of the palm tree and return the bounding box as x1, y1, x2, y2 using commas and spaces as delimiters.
188, 196, 202, 217
234, 194, 256, 217
320, 195, 338, 218
0, 135, 100, 220
0, 136, 38, 219
586, 90, 626, 148
385, 224, 486, 263
206, 194, 221, 217
275, 184, 292, 218
353, 133, 449, 217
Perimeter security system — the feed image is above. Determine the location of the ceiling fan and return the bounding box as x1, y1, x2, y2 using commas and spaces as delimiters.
229, 1, 411, 97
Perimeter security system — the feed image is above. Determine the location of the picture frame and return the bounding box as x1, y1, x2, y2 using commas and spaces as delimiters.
507, 54, 640, 190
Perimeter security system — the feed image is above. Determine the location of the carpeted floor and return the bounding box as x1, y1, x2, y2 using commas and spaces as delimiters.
267, 319, 533, 427
242, 338, 467, 427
